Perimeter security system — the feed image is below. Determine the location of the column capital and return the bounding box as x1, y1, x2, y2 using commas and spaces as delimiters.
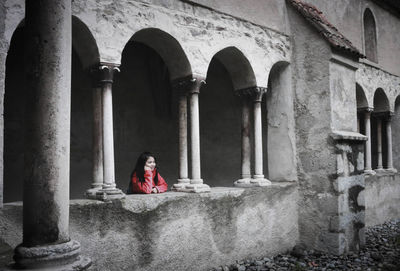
235, 86, 267, 102
171, 74, 206, 95
98, 62, 120, 84
357, 107, 374, 113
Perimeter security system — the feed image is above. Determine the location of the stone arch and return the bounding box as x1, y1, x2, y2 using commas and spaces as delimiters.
263, 61, 296, 182
3, 22, 25, 202
72, 16, 100, 70
373, 88, 389, 113
113, 29, 185, 190
356, 83, 369, 109
199, 47, 250, 186
371, 88, 389, 169
126, 28, 192, 80
393, 96, 400, 170
363, 8, 378, 63
211, 46, 257, 90
70, 16, 100, 199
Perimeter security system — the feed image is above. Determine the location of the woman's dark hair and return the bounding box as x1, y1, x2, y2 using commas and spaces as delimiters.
130, 151, 159, 185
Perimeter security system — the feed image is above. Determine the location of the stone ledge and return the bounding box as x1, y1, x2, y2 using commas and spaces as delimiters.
330, 130, 367, 141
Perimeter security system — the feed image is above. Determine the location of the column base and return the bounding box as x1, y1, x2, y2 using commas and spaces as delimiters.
386, 168, 398, 173
364, 169, 376, 176
374, 168, 386, 174
171, 178, 191, 190
85, 185, 102, 199
95, 187, 125, 201
172, 183, 210, 193
250, 177, 271, 186
234, 178, 271, 187
9, 240, 91, 271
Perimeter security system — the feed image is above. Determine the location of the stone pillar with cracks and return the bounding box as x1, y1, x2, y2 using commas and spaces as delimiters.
171, 75, 210, 193
12, 0, 91, 269
86, 69, 104, 198
95, 63, 125, 201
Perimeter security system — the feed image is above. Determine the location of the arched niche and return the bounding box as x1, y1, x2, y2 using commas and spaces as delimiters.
4, 24, 25, 202
262, 61, 296, 182
127, 28, 192, 81
199, 47, 255, 186
113, 29, 184, 191
373, 88, 389, 113
371, 88, 389, 169
70, 16, 100, 199
393, 96, 400, 170
3, 17, 100, 202
356, 83, 369, 134
363, 8, 378, 63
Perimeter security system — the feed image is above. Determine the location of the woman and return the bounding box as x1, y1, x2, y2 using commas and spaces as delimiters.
128, 152, 168, 194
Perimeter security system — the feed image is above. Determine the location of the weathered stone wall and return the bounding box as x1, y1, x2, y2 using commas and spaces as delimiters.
0, 184, 299, 271
365, 174, 400, 226
288, 2, 335, 252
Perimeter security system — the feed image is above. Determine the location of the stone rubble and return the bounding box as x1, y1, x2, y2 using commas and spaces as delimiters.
210, 220, 400, 271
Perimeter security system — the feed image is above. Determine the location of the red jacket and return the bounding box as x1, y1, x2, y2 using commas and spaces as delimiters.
131, 169, 168, 194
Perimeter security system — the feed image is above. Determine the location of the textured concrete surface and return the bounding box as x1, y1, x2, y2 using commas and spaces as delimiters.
0, 184, 299, 271
365, 174, 400, 226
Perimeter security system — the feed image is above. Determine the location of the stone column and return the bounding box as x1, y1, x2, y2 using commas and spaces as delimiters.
234, 89, 252, 187
364, 109, 374, 175
95, 63, 125, 200
376, 117, 384, 171
386, 113, 397, 172
14, 0, 91, 269
250, 87, 271, 186
86, 72, 104, 198
172, 75, 210, 192
172, 79, 190, 190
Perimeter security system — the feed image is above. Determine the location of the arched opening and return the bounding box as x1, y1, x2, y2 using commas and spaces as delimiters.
263, 61, 296, 181
3, 17, 99, 202
371, 88, 389, 169
114, 29, 190, 190
70, 16, 100, 199
393, 96, 400, 170
363, 8, 378, 63
200, 47, 255, 186
356, 83, 368, 134
4, 25, 25, 202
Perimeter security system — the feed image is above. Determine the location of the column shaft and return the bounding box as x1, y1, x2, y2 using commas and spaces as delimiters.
16, 0, 91, 269
23, 0, 71, 247
386, 116, 394, 170
253, 101, 264, 178
241, 98, 252, 179
377, 118, 383, 170
86, 87, 103, 198
364, 111, 373, 172
102, 81, 116, 188
190, 92, 202, 183
178, 95, 189, 182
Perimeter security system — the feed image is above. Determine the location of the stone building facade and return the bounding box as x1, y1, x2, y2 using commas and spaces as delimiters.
0, 0, 399, 270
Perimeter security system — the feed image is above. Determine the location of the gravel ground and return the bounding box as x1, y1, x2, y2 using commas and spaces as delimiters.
210, 220, 400, 271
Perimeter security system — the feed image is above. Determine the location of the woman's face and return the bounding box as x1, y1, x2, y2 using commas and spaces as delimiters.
145, 156, 156, 171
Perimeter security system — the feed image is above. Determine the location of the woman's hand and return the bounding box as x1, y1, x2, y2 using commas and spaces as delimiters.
144, 165, 152, 171
151, 187, 158, 193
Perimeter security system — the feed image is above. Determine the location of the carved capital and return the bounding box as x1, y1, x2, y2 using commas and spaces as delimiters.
172, 75, 206, 95
98, 62, 120, 84
235, 86, 267, 102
